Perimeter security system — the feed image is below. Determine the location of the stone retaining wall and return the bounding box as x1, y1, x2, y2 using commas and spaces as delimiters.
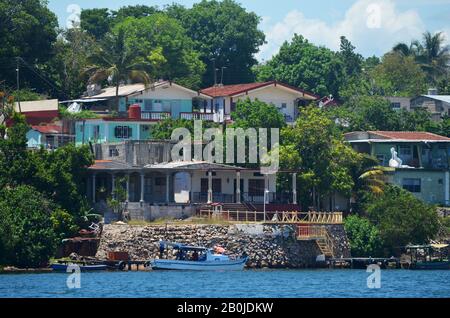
96, 224, 350, 268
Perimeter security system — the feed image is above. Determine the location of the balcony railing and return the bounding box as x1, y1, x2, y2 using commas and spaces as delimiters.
141, 112, 171, 120
192, 192, 235, 203
180, 112, 215, 121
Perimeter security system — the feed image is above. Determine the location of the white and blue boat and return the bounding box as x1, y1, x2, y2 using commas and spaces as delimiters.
150, 242, 247, 271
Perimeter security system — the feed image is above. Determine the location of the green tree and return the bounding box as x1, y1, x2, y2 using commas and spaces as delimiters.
84, 28, 152, 112
255, 34, 345, 97
339, 36, 363, 78
344, 215, 383, 257
0, 185, 58, 267
112, 5, 159, 23
281, 107, 361, 209
231, 98, 286, 129
371, 52, 427, 96
45, 28, 97, 99
115, 14, 205, 89
80, 8, 112, 40
0, 0, 58, 92
366, 185, 440, 255
166, 0, 266, 86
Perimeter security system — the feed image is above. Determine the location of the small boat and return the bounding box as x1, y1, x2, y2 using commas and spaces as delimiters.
150, 242, 247, 271
50, 263, 108, 272
406, 244, 450, 270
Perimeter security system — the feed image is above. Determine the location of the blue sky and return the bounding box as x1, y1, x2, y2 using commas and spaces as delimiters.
48, 0, 450, 60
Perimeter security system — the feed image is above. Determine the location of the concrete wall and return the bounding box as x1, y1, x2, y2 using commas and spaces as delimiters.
392, 169, 448, 205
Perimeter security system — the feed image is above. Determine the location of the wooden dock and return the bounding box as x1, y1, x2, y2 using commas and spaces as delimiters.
329, 257, 400, 269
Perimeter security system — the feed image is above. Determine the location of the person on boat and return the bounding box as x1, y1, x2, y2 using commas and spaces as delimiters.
214, 245, 225, 254
192, 251, 199, 261
159, 240, 165, 259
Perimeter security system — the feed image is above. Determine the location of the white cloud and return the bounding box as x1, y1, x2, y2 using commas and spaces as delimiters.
257, 0, 444, 61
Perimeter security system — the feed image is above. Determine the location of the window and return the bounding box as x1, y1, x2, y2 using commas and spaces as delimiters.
200, 179, 222, 193
114, 126, 133, 139
402, 178, 421, 193
391, 102, 401, 110
109, 146, 119, 157
248, 179, 265, 196
281, 103, 287, 109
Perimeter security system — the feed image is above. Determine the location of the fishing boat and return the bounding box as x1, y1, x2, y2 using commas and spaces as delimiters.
406, 244, 450, 270
150, 241, 247, 271
50, 263, 108, 272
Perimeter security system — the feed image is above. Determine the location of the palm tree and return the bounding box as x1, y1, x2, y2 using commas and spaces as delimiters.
392, 32, 450, 85
417, 32, 450, 84
84, 28, 152, 113
357, 166, 392, 195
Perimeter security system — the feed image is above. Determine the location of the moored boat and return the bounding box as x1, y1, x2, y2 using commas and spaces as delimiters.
50, 263, 108, 272
150, 242, 247, 271
406, 244, 450, 270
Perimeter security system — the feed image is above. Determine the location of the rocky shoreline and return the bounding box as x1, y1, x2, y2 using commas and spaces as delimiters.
96, 223, 351, 268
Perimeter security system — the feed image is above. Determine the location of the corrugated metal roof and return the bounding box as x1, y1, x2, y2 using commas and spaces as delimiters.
422, 95, 450, 104
14, 99, 59, 112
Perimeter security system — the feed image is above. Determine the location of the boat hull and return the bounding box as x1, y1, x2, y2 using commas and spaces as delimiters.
150, 258, 247, 271
411, 261, 450, 270
50, 263, 108, 272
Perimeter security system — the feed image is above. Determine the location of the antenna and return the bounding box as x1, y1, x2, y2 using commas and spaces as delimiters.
16, 57, 21, 113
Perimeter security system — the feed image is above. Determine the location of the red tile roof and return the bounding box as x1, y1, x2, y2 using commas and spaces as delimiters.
200, 81, 319, 99
31, 124, 62, 134
369, 131, 450, 141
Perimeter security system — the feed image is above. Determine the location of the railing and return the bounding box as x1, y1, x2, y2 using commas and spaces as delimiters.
242, 192, 294, 204
141, 112, 171, 120
180, 112, 215, 121
192, 192, 235, 203
297, 225, 327, 239
197, 210, 343, 224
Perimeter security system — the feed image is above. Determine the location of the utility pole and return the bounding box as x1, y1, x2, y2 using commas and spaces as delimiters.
16, 57, 21, 113
220, 67, 227, 85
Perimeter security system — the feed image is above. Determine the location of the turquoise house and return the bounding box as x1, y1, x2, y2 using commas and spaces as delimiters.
75, 119, 154, 146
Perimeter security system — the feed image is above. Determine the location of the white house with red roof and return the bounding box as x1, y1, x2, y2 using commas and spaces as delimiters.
345, 131, 450, 206
200, 81, 318, 123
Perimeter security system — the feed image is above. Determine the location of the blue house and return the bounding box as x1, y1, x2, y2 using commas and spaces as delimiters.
75, 81, 212, 119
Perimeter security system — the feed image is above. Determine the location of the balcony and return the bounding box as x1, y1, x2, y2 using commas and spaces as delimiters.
141, 112, 171, 121
180, 112, 215, 121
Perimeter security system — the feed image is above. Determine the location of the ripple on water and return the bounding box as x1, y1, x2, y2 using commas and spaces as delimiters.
0, 269, 449, 298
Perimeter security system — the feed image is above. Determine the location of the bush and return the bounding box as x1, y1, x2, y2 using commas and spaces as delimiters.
366, 185, 439, 255
344, 215, 382, 257
0, 186, 58, 267
51, 209, 79, 241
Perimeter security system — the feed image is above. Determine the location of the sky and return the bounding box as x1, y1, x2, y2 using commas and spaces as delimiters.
48, 0, 450, 61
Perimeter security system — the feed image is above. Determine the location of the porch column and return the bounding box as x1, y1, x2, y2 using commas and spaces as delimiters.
92, 173, 96, 203
207, 170, 213, 204
292, 173, 297, 205
264, 174, 269, 204
166, 172, 170, 203
111, 173, 116, 199
125, 174, 130, 203
140, 172, 145, 204
236, 170, 241, 204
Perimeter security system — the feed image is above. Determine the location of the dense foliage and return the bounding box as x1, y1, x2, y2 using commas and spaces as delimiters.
0, 113, 93, 267
344, 215, 382, 257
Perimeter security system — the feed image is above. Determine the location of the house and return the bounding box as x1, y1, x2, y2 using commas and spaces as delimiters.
385, 96, 411, 111
12, 99, 59, 125
75, 105, 163, 146
87, 140, 298, 223
200, 81, 318, 123
74, 81, 212, 119
344, 131, 450, 205
26, 123, 74, 150
411, 89, 450, 121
